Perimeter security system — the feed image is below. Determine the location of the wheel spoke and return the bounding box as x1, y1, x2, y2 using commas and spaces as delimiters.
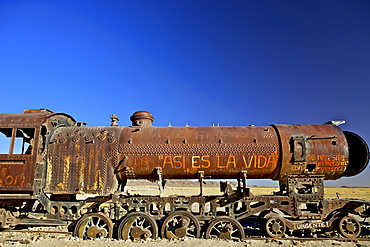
213, 227, 221, 234
138, 218, 144, 227
264, 216, 286, 238
73, 212, 113, 240
205, 216, 245, 241
118, 212, 158, 241
161, 211, 200, 239
338, 216, 361, 238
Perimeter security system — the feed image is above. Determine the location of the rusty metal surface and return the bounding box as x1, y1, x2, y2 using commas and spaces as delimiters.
0, 109, 75, 128
0, 110, 53, 127
273, 124, 351, 181
45, 126, 121, 194
0, 110, 76, 192
116, 125, 280, 180
113, 119, 368, 183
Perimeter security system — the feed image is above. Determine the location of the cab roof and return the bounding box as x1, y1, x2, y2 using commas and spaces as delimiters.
0, 109, 76, 128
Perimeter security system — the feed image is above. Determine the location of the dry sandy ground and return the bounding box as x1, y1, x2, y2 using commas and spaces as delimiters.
1, 236, 369, 247
124, 180, 370, 201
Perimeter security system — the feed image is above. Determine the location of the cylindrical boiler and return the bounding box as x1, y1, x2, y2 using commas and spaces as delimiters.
115, 112, 369, 182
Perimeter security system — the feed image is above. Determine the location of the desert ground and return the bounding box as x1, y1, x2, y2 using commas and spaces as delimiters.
2, 235, 368, 247
125, 179, 370, 201
1, 181, 369, 247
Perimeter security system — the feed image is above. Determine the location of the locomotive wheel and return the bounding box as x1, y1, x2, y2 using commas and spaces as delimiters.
338, 216, 361, 238
73, 212, 113, 239
160, 211, 200, 239
118, 212, 158, 240
264, 216, 286, 238
205, 216, 245, 241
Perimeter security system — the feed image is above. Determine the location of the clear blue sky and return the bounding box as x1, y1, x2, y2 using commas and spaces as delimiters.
1, 1, 369, 186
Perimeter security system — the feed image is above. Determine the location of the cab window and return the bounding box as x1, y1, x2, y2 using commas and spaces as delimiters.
0, 128, 35, 155
0, 128, 12, 154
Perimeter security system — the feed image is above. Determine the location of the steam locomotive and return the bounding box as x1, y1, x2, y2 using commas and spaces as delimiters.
0, 109, 369, 240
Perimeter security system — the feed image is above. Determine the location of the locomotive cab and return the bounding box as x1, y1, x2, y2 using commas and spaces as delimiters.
0, 109, 76, 194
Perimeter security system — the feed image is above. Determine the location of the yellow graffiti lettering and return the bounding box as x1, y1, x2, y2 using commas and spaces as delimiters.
173, 156, 183, 169
217, 155, 223, 168
242, 155, 250, 168
306, 154, 316, 161
226, 155, 237, 168
292, 165, 304, 171
0, 167, 26, 187
135, 157, 148, 166
162, 156, 173, 169
243, 155, 278, 169
185, 167, 197, 174
5, 175, 13, 186
201, 155, 211, 168
308, 154, 346, 162
267, 155, 278, 167
318, 155, 325, 161
257, 155, 267, 168
242, 155, 255, 168
192, 156, 201, 168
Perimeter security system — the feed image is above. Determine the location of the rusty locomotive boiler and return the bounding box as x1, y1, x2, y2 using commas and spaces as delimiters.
0, 109, 369, 240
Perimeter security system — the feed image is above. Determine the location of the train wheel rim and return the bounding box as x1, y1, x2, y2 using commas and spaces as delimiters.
338, 216, 361, 238
118, 212, 158, 240
205, 216, 245, 241
73, 212, 113, 239
160, 211, 200, 239
265, 216, 286, 238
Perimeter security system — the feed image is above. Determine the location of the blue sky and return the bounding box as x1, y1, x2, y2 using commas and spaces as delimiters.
1, 0, 369, 186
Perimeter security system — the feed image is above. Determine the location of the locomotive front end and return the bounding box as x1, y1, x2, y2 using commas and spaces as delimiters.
273, 124, 369, 181
342, 130, 369, 177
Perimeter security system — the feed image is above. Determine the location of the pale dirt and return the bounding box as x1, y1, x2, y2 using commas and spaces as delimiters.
1, 235, 369, 247
0, 184, 369, 247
